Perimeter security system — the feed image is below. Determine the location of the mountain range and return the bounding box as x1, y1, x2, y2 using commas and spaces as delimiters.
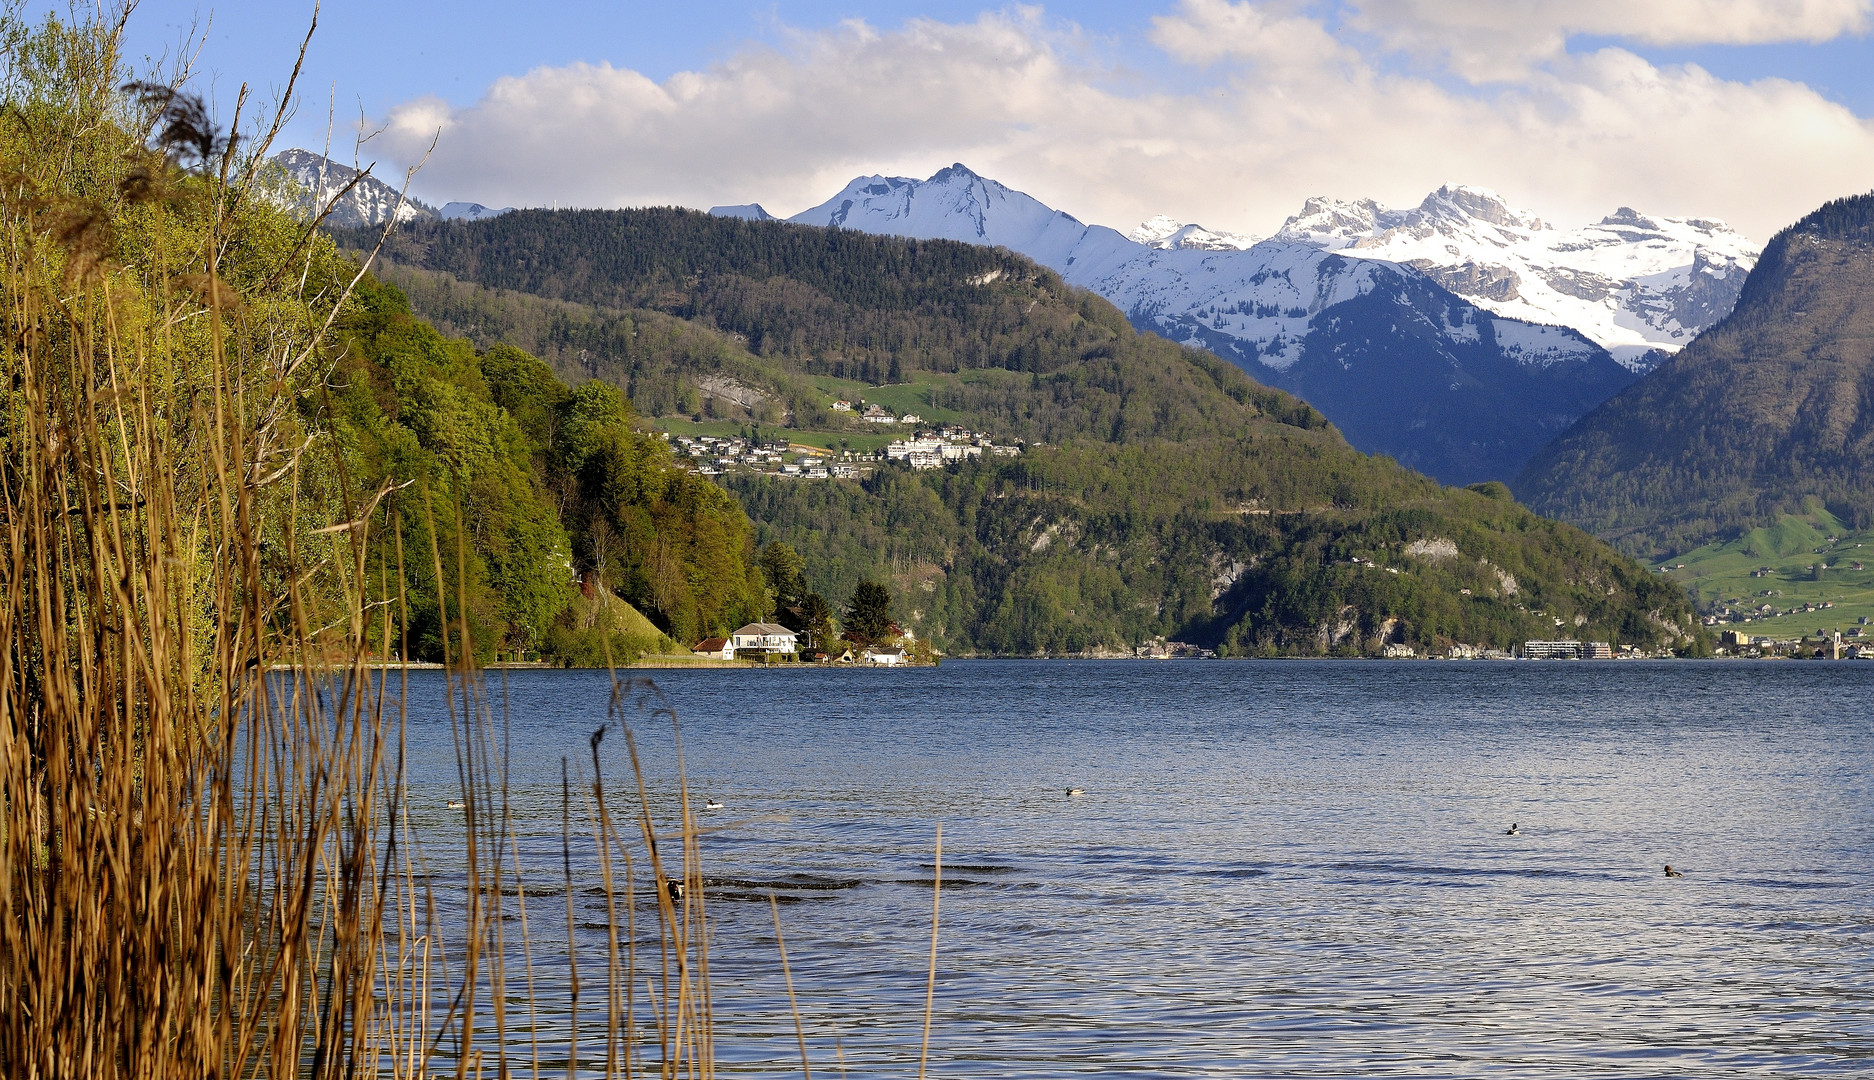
745, 165, 1719, 483
273, 149, 1751, 486
1272, 188, 1755, 371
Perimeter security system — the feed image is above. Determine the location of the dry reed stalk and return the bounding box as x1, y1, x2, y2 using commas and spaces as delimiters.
769, 893, 812, 1080
1, 14, 944, 1080
919, 824, 942, 1080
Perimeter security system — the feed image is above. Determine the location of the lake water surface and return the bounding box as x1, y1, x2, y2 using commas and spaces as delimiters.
399, 660, 1874, 1077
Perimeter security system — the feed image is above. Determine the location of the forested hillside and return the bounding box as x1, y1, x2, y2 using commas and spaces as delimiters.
339, 211, 1328, 446
334, 211, 1701, 655
731, 450, 1697, 657
326, 279, 765, 659
1518, 192, 1874, 559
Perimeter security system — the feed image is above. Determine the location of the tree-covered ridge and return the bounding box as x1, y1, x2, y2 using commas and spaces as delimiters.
734, 439, 1699, 657
338, 210, 1328, 446
324, 278, 765, 660
1517, 191, 1874, 559
1782, 190, 1874, 246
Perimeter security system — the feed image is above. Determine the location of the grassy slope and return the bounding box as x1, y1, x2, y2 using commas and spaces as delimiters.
1653, 504, 1874, 637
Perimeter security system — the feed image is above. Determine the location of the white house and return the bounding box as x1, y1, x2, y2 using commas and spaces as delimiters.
692, 637, 733, 660
730, 623, 799, 655
862, 646, 906, 666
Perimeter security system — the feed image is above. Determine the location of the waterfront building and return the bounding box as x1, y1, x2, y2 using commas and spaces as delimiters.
730, 623, 799, 656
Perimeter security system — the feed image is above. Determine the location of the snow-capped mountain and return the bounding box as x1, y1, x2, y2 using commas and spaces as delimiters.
271, 149, 436, 228
1128, 215, 1258, 251
440, 201, 513, 222
790, 167, 1108, 269
1272, 186, 1757, 371
708, 203, 776, 221
772, 164, 1638, 483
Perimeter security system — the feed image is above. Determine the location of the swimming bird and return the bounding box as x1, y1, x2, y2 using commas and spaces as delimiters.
446, 801, 466, 811
664, 879, 685, 903
703, 800, 724, 811
1066, 787, 1085, 797
1505, 822, 1519, 836
1664, 864, 1683, 878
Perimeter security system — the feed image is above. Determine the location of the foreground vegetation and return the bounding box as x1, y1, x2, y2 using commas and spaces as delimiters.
0, 12, 744, 1076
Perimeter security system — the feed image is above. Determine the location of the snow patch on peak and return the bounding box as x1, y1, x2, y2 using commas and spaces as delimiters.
271, 148, 436, 227
1489, 319, 1603, 369
1276, 196, 1402, 249
786, 164, 1103, 269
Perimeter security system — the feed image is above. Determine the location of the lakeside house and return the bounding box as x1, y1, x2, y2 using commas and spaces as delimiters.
692, 637, 733, 660
862, 646, 907, 666
730, 622, 799, 656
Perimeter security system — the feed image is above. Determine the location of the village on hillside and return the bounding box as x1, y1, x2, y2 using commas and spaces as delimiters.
664, 397, 1022, 480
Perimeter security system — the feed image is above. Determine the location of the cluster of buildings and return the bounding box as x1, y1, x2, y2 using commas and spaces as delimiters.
1520, 640, 1617, 660
1383, 641, 1664, 660
665, 425, 1022, 479
831, 400, 923, 425
882, 427, 1022, 470
691, 623, 912, 665
666, 434, 864, 480
1706, 597, 1837, 624
1718, 625, 1874, 658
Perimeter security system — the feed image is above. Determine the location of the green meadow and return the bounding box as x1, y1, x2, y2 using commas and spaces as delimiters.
1656, 503, 1874, 638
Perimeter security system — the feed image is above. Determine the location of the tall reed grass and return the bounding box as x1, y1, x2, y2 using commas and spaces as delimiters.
0, 8, 838, 1077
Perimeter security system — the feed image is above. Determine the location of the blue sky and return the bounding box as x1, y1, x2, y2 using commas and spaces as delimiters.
96, 2, 1874, 240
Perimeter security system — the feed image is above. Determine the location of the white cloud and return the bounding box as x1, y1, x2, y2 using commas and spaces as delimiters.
1149, 0, 1353, 70
378, 1, 1874, 244
1348, 0, 1874, 81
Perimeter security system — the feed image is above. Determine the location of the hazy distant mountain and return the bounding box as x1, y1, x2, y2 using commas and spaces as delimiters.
1127, 214, 1259, 251
440, 201, 513, 222
708, 203, 775, 221
1274, 186, 1758, 371
272, 149, 436, 227
1517, 191, 1874, 557
771, 164, 1635, 484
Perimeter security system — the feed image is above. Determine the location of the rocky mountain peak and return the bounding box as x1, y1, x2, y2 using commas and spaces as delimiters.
271, 149, 437, 228
1418, 185, 1546, 232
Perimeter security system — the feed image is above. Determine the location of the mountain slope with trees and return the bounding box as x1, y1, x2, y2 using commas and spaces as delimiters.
332, 211, 1700, 655
1517, 192, 1874, 559
326, 278, 766, 659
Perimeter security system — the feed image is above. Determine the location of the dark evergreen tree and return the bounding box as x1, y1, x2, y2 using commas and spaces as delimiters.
799, 593, 836, 653
759, 542, 807, 612
844, 580, 895, 644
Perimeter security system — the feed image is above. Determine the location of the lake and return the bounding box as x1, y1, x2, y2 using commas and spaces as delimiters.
395, 660, 1874, 1077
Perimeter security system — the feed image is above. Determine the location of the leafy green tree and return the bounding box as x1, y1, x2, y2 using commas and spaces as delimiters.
844, 580, 895, 644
